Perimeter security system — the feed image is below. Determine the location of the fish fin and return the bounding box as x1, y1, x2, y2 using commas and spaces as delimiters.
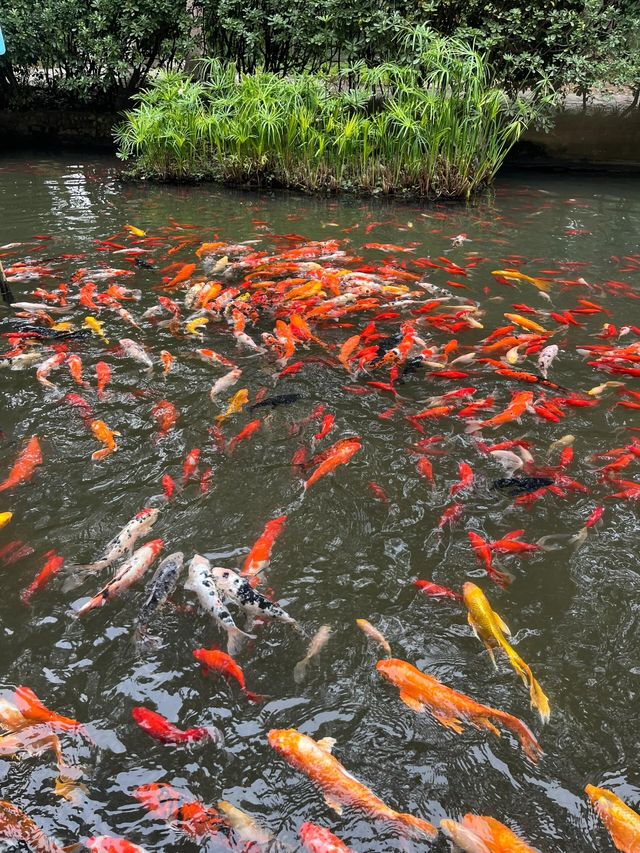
324, 795, 343, 815
63, 846, 84, 853
317, 737, 336, 754
486, 645, 498, 670
244, 690, 269, 704
393, 812, 437, 839
293, 659, 308, 685
477, 717, 501, 738
398, 691, 426, 713
529, 675, 551, 724
467, 613, 480, 639
495, 614, 511, 635
432, 712, 464, 734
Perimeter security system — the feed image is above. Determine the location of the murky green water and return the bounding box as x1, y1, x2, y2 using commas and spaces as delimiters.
0, 155, 639, 852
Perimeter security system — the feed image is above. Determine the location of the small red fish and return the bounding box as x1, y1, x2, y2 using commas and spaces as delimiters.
199, 467, 213, 494
241, 515, 287, 584
468, 532, 512, 588
151, 399, 179, 439
0, 436, 42, 493
228, 419, 262, 454
131, 707, 217, 745
416, 457, 434, 485
449, 462, 474, 496
368, 481, 389, 504
193, 648, 266, 703
182, 448, 201, 483
413, 580, 462, 601
86, 837, 147, 853
161, 474, 176, 501
21, 550, 65, 605
314, 414, 335, 442
585, 505, 604, 528
437, 503, 463, 530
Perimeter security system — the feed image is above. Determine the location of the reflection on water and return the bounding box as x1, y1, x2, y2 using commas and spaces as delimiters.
0, 155, 639, 852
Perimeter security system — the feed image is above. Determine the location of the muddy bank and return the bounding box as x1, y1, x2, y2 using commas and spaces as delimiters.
1, 98, 639, 170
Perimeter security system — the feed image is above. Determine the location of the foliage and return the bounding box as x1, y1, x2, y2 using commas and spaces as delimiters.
0, 0, 192, 108
115, 40, 536, 198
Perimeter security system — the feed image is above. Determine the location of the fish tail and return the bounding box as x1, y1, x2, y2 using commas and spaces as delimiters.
502, 643, 550, 723
392, 812, 437, 839
494, 710, 544, 762
243, 689, 268, 704
293, 659, 308, 685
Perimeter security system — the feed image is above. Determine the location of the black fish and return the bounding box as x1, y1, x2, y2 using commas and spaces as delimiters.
134, 257, 155, 269
373, 334, 402, 356
490, 476, 554, 497
249, 393, 302, 410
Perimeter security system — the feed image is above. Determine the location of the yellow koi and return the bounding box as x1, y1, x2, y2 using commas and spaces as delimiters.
185, 317, 209, 338
50, 322, 73, 332
503, 313, 549, 335
491, 269, 551, 293
587, 380, 624, 397
284, 281, 324, 301
463, 582, 550, 723
124, 224, 146, 237
84, 316, 109, 343
215, 389, 249, 425
0, 512, 12, 530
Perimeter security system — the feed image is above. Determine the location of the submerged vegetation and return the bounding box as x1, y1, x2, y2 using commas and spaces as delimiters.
116, 41, 537, 198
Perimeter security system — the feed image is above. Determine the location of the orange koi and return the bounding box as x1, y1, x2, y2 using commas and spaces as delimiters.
268, 729, 436, 838
0, 436, 42, 493
166, 263, 196, 288
441, 814, 542, 852
90, 420, 120, 461
585, 784, 640, 853
96, 361, 111, 398
194, 648, 265, 703
377, 658, 542, 762
151, 400, 179, 438
304, 438, 361, 489
21, 551, 65, 605
228, 419, 262, 454
241, 514, 287, 584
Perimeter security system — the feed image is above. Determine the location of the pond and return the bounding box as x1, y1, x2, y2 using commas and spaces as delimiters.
0, 155, 639, 852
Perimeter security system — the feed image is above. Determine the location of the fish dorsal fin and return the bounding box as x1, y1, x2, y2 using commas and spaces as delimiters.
495, 614, 511, 635
324, 795, 343, 815
317, 736, 336, 754
399, 691, 426, 713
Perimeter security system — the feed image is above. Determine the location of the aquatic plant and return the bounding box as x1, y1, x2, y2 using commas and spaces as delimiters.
115, 40, 535, 198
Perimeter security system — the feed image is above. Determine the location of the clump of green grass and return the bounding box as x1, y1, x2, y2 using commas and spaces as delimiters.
115, 37, 536, 198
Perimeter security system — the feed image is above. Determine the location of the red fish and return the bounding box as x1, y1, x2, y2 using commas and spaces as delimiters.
133, 783, 225, 838
368, 481, 389, 504
437, 503, 463, 530
413, 580, 462, 601
416, 457, 434, 485
166, 263, 196, 288
86, 837, 148, 853
21, 550, 65, 604
182, 448, 200, 483
468, 532, 512, 588
0, 436, 42, 493
228, 419, 262, 454
299, 822, 353, 852
96, 361, 111, 399
161, 474, 176, 501
13, 686, 83, 733
304, 438, 361, 489
131, 707, 217, 745
314, 414, 335, 442
0, 540, 35, 567
193, 648, 265, 703
151, 400, 179, 438
449, 462, 474, 496
241, 515, 287, 585
489, 530, 540, 555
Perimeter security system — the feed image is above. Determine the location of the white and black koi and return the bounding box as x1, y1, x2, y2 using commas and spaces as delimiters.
184, 555, 252, 655
135, 551, 185, 636
210, 566, 299, 630
81, 508, 160, 571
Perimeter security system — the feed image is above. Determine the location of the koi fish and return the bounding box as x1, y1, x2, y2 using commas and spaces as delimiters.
96, 361, 111, 398
84, 315, 109, 343
491, 269, 550, 292
210, 565, 298, 629
215, 388, 249, 425
504, 313, 549, 334
0, 436, 42, 493
490, 476, 553, 497
413, 580, 461, 601
471, 392, 533, 431
450, 462, 474, 496
184, 555, 252, 655
182, 448, 200, 482
12, 686, 83, 734
268, 728, 436, 838
440, 814, 542, 853
228, 419, 261, 454
124, 224, 146, 237
166, 263, 196, 288
21, 550, 65, 604
131, 707, 221, 746
77, 540, 163, 616
134, 552, 185, 637
194, 648, 266, 703
90, 419, 120, 461
304, 438, 361, 489
82, 508, 159, 571
36, 352, 67, 388
216, 801, 274, 845
489, 531, 540, 554
185, 317, 208, 337
151, 399, 178, 438
300, 822, 353, 852
294, 624, 332, 684
134, 783, 225, 839
377, 658, 542, 762
241, 514, 287, 585
86, 838, 148, 853
356, 619, 391, 656
0, 800, 72, 853
120, 338, 153, 372
468, 532, 512, 588
0, 511, 12, 530
537, 344, 558, 379
209, 367, 242, 400
160, 350, 174, 375
585, 784, 640, 853
463, 583, 550, 722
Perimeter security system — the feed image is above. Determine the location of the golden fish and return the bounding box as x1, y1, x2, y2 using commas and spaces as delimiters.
503, 313, 549, 335
124, 224, 146, 237
185, 317, 209, 337
0, 512, 12, 530
215, 389, 249, 425
491, 270, 550, 293
463, 583, 550, 723
84, 316, 109, 343
585, 784, 640, 853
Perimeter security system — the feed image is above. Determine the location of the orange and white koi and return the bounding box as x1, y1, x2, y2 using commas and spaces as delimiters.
77, 540, 163, 616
